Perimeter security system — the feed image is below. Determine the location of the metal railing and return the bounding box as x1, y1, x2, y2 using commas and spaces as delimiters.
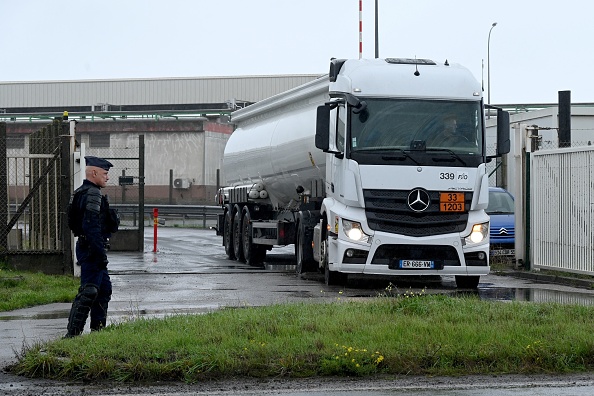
112, 204, 221, 228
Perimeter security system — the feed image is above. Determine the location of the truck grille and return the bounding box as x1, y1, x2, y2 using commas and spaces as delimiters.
363, 189, 472, 237
372, 244, 460, 267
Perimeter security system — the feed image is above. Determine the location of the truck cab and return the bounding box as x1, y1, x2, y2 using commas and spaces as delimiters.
313, 58, 510, 287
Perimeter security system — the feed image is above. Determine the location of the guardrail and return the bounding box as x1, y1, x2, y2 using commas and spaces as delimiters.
111, 204, 222, 228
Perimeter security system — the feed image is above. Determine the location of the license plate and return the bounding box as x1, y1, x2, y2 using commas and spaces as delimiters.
491, 249, 515, 256
399, 259, 434, 269
439, 192, 465, 212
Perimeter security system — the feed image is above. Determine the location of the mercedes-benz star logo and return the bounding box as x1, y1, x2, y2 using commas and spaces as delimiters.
407, 188, 430, 212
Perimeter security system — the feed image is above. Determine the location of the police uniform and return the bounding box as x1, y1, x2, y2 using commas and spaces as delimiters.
65, 156, 119, 338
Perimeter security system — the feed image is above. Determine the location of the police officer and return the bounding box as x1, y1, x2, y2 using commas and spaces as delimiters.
65, 156, 119, 338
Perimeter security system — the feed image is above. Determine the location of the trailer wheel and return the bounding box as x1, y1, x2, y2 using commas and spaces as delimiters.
232, 204, 245, 262
223, 206, 235, 260
295, 223, 315, 274
455, 275, 480, 289
242, 209, 265, 267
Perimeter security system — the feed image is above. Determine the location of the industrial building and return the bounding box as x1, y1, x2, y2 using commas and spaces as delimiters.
0, 74, 321, 204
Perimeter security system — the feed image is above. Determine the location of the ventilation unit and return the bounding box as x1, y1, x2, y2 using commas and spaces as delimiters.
173, 178, 191, 189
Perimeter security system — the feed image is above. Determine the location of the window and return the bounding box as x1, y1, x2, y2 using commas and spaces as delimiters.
336, 106, 346, 152
6, 134, 25, 149
89, 133, 110, 148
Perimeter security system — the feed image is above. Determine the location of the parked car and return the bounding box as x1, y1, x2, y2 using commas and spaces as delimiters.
487, 187, 515, 256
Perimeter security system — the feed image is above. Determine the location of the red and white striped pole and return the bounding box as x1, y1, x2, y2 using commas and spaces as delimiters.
359, 0, 363, 59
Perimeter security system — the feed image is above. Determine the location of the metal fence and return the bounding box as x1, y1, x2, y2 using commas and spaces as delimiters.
0, 120, 73, 274
531, 145, 594, 274
0, 120, 146, 273
82, 135, 145, 252
113, 204, 221, 228
1, 120, 68, 252
486, 142, 499, 186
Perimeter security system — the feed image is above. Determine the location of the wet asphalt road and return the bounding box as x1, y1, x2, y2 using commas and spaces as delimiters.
3, 227, 594, 394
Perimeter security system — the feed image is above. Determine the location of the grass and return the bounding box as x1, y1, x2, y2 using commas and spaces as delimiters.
9, 292, 594, 382
0, 264, 79, 312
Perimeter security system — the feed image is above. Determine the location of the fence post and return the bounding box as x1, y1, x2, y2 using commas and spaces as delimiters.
60, 131, 73, 274
138, 135, 145, 252
0, 123, 6, 252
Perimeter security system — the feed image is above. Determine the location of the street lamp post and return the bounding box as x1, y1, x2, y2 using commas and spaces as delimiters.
487, 22, 498, 105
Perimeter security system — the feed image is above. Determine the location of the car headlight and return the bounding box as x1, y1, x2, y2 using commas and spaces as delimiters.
342, 219, 371, 243
464, 222, 489, 245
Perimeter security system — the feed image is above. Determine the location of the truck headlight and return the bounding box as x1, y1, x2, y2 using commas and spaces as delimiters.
342, 219, 371, 243
464, 222, 489, 245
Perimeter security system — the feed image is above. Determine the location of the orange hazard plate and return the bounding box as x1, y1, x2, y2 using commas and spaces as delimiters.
439, 192, 465, 212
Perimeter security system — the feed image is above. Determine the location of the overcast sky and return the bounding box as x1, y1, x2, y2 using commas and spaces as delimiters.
0, 1, 590, 104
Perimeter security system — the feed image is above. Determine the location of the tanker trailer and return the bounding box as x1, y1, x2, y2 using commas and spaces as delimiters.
216, 57, 510, 288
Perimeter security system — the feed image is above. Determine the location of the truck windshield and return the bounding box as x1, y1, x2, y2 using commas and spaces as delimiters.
349, 98, 483, 157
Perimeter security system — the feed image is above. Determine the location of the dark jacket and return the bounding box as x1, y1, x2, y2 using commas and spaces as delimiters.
69, 180, 118, 265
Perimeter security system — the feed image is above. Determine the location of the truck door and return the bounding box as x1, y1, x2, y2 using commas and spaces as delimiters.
329, 105, 347, 200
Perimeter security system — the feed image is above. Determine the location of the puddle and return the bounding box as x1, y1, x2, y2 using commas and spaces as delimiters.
345, 287, 594, 306
475, 287, 594, 305
0, 311, 70, 321
264, 264, 296, 272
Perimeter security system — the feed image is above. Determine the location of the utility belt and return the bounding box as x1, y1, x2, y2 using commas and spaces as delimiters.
77, 235, 111, 251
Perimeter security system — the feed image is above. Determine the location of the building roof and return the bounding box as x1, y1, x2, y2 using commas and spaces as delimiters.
0, 74, 322, 117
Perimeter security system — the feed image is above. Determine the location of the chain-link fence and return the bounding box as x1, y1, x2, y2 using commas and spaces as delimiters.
486, 142, 500, 186
82, 135, 145, 251
538, 140, 594, 151
84, 137, 144, 228
0, 121, 144, 273
1, 119, 68, 253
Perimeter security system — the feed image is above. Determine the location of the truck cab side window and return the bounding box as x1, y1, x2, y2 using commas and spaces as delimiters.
336, 106, 346, 152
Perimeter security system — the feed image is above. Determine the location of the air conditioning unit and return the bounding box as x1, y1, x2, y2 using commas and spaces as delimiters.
173, 178, 191, 189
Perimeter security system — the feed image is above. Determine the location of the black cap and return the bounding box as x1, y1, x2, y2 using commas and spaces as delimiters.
85, 156, 113, 171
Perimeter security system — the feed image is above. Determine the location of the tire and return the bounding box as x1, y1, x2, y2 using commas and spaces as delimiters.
455, 275, 480, 289
242, 209, 265, 267
223, 206, 235, 260
295, 223, 315, 274
232, 204, 245, 262
320, 236, 347, 286
325, 262, 347, 286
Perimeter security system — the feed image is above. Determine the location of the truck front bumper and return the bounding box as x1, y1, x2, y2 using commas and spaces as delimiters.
327, 232, 490, 277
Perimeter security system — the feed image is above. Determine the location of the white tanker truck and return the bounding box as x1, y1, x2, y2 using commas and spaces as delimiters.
216, 58, 510, 288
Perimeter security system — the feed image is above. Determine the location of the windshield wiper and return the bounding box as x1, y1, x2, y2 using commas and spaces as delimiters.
381, 148, 420, 165
425, 148, 467, 166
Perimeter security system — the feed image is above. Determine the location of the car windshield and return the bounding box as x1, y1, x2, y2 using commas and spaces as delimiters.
487, 190, 514, 214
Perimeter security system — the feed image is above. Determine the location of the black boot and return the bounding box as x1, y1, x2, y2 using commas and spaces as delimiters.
90, 319, 106, 332
64, 284, 98, 338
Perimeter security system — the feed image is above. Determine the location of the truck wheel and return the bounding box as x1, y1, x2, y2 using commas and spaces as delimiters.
325, 263, 348, 286
223, 207, 235, 260
295, 224, 315, 274
321, 237, 347, 286
455, 275, 480, 289
242, 209, 264, 267
232, 204, 245, 262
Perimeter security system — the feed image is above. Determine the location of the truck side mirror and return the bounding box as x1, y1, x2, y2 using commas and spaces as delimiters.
315, 105, 331, 151
496, 109, 511, 155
